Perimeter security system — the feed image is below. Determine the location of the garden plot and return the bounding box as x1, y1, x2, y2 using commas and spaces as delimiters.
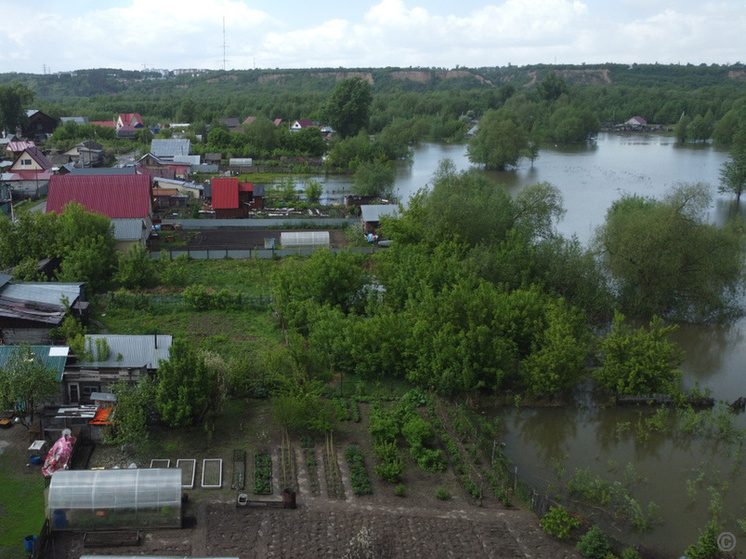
202, 458, 223, 489
149, 459, 170, 468
176, 459, 196, 489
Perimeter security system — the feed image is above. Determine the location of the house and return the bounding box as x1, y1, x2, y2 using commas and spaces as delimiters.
211, 177, 254, 218
219, 117, 241, 131
242, 116, 256, 126
2, 145, 55, 199
136, 152, 192, 180
290, 119, 316, 132
116, 113, 144, 129
47, 174, 153, 220
0, 274, 88, 345
150, 138, 191, 161
623, 116, 647, 129
61, 334, 172, 404
152, 176, 203, 200
5, 139, 35, 158
60, 141, 106, 168
360, 205, 399, 234
22, 110, 58, 141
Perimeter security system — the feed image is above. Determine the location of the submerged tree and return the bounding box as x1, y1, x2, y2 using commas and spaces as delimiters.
594, 311, 683, 396
594, 182, 745, 322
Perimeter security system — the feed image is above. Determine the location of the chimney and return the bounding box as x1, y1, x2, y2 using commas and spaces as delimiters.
154, 331, 158, 350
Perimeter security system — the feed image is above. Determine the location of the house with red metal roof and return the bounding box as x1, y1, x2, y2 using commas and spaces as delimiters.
47, 174, 154, 251
47, 174, 153, 219
211, 177, 256, 218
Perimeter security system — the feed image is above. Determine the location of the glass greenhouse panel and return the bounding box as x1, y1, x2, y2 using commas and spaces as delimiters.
46, 469, 182, 531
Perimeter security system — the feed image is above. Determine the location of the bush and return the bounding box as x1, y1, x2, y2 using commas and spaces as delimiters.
435, 486, 449, 500
395, 484, 406, 497
577, 526, 612, 559
183, 284, 211, 310
540, 505, 581, 540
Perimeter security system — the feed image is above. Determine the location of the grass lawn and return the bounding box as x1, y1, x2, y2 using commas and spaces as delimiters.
0, 430, 47, 559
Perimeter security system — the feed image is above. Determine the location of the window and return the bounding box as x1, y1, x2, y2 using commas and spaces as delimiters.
21, 158, 32, 166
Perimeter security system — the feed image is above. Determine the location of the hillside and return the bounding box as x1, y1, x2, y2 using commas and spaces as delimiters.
2, 62, 745, 102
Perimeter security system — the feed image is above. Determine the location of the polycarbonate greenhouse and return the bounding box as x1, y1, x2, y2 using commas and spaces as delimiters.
46, 469, 182, 531
280, 231, 330, 248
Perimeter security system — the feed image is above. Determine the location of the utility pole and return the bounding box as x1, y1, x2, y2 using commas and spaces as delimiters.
222, 16, 227, 71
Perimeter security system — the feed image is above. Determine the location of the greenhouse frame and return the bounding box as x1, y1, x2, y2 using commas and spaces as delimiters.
46, 468, 182, 531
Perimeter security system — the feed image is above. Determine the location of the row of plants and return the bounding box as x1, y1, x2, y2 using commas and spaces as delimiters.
344, 445, 372, 496
253, 451, 272, 494
301, 435, 320, 496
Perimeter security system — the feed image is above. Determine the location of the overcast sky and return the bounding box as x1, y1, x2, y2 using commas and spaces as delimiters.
2, 0, 745, 74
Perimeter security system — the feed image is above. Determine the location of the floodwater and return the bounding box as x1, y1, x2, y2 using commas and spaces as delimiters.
314, 134, 744, 556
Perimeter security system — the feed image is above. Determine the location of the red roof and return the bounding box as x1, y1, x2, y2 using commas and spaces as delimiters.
47, 175, 152, 218
117, 113, 143, 128
238, 182, 253, 192
211, 177, 239, 209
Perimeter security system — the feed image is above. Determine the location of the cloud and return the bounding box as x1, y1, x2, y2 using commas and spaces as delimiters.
0, 0, 744, 72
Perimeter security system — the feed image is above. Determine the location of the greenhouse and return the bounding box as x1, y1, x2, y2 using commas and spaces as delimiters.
46, 468, 182, 531
280, 230, 330, 249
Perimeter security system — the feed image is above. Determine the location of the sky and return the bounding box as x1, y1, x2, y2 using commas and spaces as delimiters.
1, 0, 745, 74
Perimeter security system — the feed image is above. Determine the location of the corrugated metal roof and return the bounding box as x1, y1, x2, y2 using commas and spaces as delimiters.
150, 139, 191, 158
360, 205, 399, 223
1, 282, 83, 307
211, 177, 238, 209
0, 345, 69, 381
47, 174, 152, 218
80, 334, 172, 370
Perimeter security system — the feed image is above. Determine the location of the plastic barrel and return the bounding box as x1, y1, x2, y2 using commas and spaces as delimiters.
24, 535, 36, 552
52, 509, 67, 529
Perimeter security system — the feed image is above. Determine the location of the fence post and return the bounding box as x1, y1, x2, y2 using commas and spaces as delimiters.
513, 466, 518, 493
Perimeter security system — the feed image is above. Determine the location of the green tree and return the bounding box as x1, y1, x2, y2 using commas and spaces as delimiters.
675, 114, 691, 143
718, 125, 746, 201
519, 299, 590, 397
537, 71, 569, 102
109, 377, 157, 445
304, 179, 323, 204
594, 183, 745, 321
114, 244, 159, 290
0, 82, 34, 134
467, 110, 529, 170
0, 345, 59, 424
323, 77, 373, 139
156, 339, 215, 427
353, 160, 395, 198
594, 311, 683, 396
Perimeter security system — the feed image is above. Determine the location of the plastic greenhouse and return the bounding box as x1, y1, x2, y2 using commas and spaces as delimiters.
46, 469, 182, 531
280, 231, 330, 249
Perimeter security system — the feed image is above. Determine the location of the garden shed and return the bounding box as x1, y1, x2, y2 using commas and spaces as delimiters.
46, 468, 182, 531
280, 231, 330, 249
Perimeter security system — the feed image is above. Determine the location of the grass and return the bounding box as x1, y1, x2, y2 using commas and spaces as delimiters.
0, 441, 47, 559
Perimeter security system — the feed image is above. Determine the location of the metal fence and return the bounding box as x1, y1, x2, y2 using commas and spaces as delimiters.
152, 247, 377, 260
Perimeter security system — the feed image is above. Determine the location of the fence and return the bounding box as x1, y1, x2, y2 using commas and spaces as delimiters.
152, 247, 378, 261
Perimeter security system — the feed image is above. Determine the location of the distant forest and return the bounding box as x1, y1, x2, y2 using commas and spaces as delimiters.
2, 63, 746, 129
